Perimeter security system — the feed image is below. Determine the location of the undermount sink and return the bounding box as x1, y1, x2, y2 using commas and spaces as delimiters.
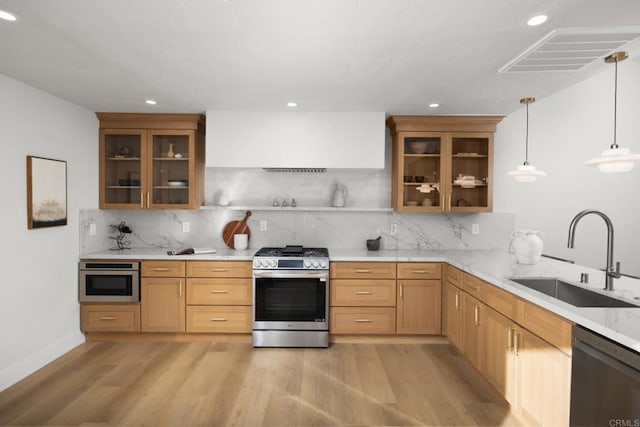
509, 277, 638, 308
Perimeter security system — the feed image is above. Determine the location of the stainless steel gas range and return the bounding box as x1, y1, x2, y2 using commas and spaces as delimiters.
252, 245, 329, 348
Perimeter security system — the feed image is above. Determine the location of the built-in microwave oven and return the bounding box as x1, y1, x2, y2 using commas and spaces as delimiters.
78, 261, 140, 303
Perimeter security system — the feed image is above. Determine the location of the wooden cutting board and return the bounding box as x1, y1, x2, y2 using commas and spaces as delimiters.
222, 211, 251, 248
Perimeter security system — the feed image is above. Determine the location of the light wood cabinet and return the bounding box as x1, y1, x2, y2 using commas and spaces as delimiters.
97, 113, 205, 209
141, 277, 185, 332
330, 307, 396, 334
141, 260, 186, 332
330, 279, 396, 307
330, 262, 396, 279
443, 281, 464, 351
396, 262, 442, 334
516, 328, 571, 427
330, 261, 397, 335
442, 266, 573, 426
397, 279, 441, 334
462, 292, 484, 369
186, 306, 251, 333
481, 306, 517, 405
185, 261, 252, 333
80, 304, 140, 332
387, 116, 503, 212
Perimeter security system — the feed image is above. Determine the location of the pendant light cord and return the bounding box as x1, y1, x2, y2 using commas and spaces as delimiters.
524, 101, 529, 165
612, 59, 618, 149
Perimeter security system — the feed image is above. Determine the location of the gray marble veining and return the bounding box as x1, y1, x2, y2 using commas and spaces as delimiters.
80, 208, 515, 254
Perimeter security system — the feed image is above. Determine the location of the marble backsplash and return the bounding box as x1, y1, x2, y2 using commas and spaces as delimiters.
79, 207, 515, 254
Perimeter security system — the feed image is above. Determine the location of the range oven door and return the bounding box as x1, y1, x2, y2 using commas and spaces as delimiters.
253, 270, 329, 331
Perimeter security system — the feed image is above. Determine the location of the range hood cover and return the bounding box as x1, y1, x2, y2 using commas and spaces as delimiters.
206, 111, 385, 169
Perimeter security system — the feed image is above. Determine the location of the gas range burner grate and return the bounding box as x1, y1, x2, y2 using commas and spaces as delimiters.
254, 246, 329, 258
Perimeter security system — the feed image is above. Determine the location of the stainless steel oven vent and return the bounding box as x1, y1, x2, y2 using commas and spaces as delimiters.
262, 168, 327, 173
500, 27, 640, 73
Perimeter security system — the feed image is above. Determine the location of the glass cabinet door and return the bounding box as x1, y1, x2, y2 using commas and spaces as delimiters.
100, 130, 145, 208
149, 131, 193, 208
449, 135, 492, 211
401, 135, 443, 210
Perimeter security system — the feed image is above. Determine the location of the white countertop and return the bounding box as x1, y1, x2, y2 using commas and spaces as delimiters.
82, 247, 640, 351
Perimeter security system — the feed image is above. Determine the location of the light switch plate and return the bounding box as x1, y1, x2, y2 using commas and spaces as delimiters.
182, 222, 190, 233
89, 223, 96, 236
472, 223, 480, 235
260, 220, 267, 231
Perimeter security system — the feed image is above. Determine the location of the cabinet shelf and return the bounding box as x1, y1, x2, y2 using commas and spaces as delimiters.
152, 157, 189, 161
403, 153, 440, 158
107, 157, 141, 161
154, 186, 189, 190
452, 154, 488, 158
107, 185, 141, 189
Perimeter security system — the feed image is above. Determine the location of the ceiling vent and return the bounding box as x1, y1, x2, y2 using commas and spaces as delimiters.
500, 27, 640, 73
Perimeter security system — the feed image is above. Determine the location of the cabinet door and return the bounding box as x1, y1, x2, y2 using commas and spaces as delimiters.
443, 282, 463, 350
481, 307, 517, 404
100, 129, 147, 209
448, 133, 493, 212
462, 293, 483, 369
141, 277, 185, 332
392, 132, 446, 211
396, 279, 441, 334
516, 329, 571, 427
148, 130, 196, 209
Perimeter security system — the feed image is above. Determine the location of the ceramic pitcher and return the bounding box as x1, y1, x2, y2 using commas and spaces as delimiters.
510, 230, 545, 264
332, 184, 348, 207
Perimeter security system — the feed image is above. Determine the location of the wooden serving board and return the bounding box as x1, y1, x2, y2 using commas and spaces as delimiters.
222, 211, 251, 248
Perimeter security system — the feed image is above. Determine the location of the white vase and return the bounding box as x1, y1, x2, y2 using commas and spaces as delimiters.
510, 230, 544, 264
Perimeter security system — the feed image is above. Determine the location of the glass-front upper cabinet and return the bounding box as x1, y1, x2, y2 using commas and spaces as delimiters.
388, 116, 503, 213
398, 134, 444, 211
98, 113, 205, 210
100, 129, 146, 208
149, 131, 193, 208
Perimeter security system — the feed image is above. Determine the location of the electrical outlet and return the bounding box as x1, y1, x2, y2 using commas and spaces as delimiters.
390, 223, 398, 236
260, 220, 267, 231
89, 223, 96, 236
182, 222, 190, 233
472, 223, 480, 235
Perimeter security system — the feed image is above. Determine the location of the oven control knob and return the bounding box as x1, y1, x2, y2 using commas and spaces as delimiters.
270, 259, 278, 268
320, 260, 328, 268
254, 259, 261, 268
304, 260, 312, 268
312, 260, 320, 268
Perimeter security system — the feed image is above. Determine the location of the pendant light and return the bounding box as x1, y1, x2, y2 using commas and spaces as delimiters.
507, 97, 547, 182
586, 51, 640, 173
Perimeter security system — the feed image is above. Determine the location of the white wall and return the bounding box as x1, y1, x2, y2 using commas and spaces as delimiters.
495, 61, 640, 277
0, 74, 98, 391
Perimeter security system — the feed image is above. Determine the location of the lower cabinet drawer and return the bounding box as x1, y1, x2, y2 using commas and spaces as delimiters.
187, 278, 251, 305
331, 279, 396, 306
80, 304, 140, 332
330, 307, 396, 334
186, 306, 251, 333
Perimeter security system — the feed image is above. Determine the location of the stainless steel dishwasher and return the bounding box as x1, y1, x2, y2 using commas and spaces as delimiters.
570, 325, 640, 426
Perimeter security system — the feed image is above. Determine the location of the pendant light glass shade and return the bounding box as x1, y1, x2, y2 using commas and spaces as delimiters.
508, 97, 546, 182
587, 51, 640, 173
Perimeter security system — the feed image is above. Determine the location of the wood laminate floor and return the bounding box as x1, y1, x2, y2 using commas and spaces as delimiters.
0, 342, 520, 426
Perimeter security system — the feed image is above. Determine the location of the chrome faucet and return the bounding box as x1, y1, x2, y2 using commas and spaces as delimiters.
567, 209, 621, 291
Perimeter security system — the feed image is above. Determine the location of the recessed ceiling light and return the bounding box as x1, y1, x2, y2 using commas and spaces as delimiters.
145, 99, 157, 105
0, 10, 17, 21
428, 103, 440, 108
527, 14, 548, 26
286, 102, 298, 107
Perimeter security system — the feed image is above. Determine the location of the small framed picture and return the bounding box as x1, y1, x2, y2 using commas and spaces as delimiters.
26, 156, 68, 229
